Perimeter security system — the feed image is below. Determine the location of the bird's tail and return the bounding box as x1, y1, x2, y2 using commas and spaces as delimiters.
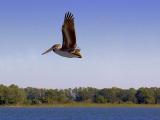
41, 46, 54, 55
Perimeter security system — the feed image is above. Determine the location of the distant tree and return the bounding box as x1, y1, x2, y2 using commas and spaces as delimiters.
1, 84, 160, 105
153, 88, 160, 104
44, 89, 58, 104
73, 87, 98, 102
95, 95, 107, 103
6, 84, 26, 104
119, 88, 137, 103
136, 88, 155, 104
99, 87, 122, 103
25, 87, 45, 104
63, 88, 74, 102
0, 84, 8, 104
128, 88, 137, 103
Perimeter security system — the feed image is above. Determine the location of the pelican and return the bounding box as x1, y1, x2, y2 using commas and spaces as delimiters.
42, 12, 82, 58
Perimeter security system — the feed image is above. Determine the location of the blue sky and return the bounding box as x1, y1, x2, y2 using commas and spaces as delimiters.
0, 0, 160, 89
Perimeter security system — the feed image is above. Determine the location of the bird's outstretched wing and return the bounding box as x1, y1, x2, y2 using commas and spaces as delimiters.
62, 12, 77, 50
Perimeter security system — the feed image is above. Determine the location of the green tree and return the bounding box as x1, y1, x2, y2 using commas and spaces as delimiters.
153, 88, 160, 104
25, 87, 45, 104
99, 87, 122, 103
119, 88, 137, 103
6, 84, 26, 104
136, 88, 155, 104
95, 95, 107, 103
73, 87, 98, 102
0, 85, 8, 104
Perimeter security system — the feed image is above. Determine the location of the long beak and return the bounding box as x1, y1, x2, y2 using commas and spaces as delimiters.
41, 46, 54, 55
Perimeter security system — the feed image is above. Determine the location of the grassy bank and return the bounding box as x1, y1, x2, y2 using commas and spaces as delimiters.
1, 103, 160, 108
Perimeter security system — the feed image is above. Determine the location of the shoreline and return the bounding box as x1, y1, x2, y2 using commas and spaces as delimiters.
1, 103, 160, 108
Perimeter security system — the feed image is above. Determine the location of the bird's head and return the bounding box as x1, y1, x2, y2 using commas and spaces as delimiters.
41, 44, 61, 55
53, 44, 61, 51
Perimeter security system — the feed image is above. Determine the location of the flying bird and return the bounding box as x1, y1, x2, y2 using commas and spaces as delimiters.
42, 12, 82, 58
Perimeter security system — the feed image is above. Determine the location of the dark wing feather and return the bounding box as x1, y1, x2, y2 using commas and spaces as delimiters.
62, 12, 77, 50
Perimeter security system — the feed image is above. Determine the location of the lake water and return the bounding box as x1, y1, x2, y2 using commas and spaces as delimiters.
0, 107, 160, 120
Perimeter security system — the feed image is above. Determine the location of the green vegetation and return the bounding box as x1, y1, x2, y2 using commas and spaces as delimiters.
0, 84, 160, 107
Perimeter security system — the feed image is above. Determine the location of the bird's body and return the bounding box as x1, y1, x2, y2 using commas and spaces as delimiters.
42, 12, 82, 58
54, 49, 81, 58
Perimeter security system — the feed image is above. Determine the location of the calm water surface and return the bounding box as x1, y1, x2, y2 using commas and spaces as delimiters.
0, 107, 160, 120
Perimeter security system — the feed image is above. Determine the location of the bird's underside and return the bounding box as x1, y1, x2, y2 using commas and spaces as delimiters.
54, 49, 82, 58
42, 12, 82, 58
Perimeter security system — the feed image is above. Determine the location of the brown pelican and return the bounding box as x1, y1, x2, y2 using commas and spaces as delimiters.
42, 12, 82, 58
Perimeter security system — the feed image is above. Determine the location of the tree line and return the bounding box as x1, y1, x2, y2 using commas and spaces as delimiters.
0, 84, 160, 105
